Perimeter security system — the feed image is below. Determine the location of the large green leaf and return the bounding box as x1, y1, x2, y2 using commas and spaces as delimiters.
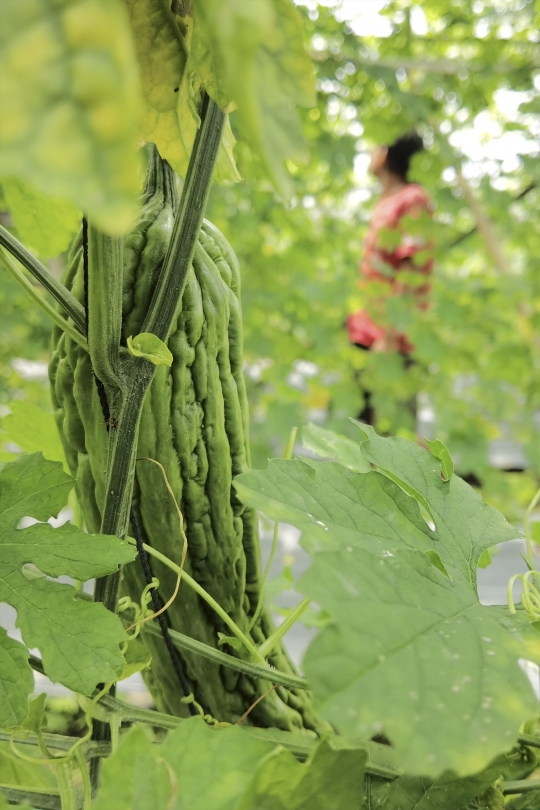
0, 453, 136, 727
191, 0, 315, 197
92, 718, 366, 809
2, 177, 80, 258
0, 0, 142, 234
234, 440, 539, 775
302, 549, 539, 776
235, 456, 437, 559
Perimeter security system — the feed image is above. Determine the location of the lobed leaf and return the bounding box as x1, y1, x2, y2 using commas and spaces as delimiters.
234, 432, 538, 775
299, 547, 539, 775
91, 726, 172, 810
368, 745, 534, 809
353, 423, 518, 585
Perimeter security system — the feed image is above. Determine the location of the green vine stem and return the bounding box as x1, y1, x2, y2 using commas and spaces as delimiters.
0, 786, 64, 810
0, 730, 110, 759
9, 663, 405, 784
141, 93, 225, 343
74, 747, 91, 810
130, 608, 310, 690
517, 732, 540, 749
124, 536, 265, 664
0, 248, 89, 351
56, 761, 78, 810
0, 223, 87, 333
86, 226, 124, 392
258, 597, 311, 659
502, 778, 540, 795
87, 696, 401, 780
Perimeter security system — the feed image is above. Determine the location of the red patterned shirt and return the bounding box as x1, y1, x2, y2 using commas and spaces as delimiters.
346, 183, 434, 353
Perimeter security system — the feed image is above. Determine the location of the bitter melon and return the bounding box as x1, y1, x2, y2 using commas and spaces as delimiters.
49, 145, 321, 732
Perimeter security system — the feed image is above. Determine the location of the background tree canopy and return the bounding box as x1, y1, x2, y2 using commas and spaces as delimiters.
1, 0, 539, 522
207, 0, 540, 520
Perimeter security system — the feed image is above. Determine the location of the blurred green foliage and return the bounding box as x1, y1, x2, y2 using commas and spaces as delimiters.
207, 0, 540, 518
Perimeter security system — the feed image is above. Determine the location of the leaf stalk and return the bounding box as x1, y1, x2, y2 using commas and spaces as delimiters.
0, 247, 89, 351
0, 223, 86, 333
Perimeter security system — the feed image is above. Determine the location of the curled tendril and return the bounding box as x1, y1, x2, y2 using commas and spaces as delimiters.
508, 570, 540, 619
118, 576, 160, 639
180, 694, 231, 729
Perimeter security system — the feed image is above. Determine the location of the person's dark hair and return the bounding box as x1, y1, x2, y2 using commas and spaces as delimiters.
386, 131, 424, 181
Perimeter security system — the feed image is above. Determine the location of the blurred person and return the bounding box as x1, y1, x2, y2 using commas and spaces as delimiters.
347, 131, 434, 426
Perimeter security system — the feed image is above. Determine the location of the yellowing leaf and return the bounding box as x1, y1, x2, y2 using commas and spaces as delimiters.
124, 0, 191, 172
127, 332, 173, 366
0, 0, 142, 234
125, 0, 241, 182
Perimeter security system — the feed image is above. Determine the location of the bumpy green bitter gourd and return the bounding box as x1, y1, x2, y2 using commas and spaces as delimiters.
50, 145, 321, 733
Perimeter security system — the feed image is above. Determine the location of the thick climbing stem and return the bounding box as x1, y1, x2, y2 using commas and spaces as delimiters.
56, 762, 77, 810
502, 778, 540, 795
0, 787, 63, 809
89, 93, 225, 793
86, 226, 124, 392
142, 92, 225, 341
93, 373, 153, 608
92, 92, 225, 613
